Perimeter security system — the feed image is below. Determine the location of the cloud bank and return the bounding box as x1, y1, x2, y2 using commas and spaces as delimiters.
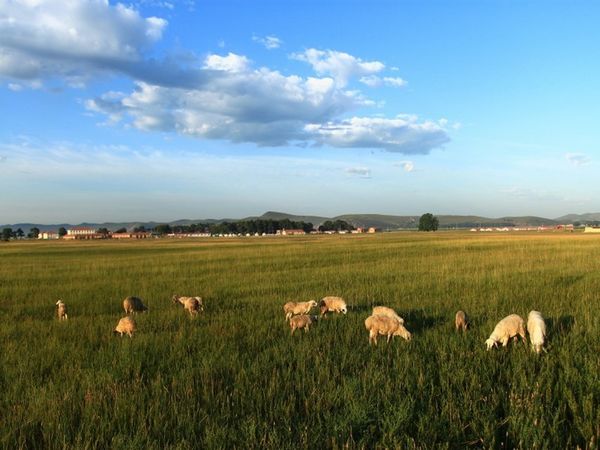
1, 0, 451, 154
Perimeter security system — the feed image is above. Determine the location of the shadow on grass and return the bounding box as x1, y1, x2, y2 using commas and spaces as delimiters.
402, 310, 445, 334
546, 315, 575, 339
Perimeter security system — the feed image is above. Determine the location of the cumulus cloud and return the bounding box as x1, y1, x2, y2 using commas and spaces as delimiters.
305, 116, 449, 154
252, 35, 283, 50
0, 0, 167, 86
566, 153, 591, 167
292, 49, 385, 87
344, 167, 371, 178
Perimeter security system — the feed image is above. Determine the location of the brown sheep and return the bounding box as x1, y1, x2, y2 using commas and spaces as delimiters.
123, 296, 148, 314
455, 310, 469, 332
56, 300, 68, 321
289, 315, 318, 335
364, 314, 412, 345
319, 296, 347, 316
114, 316, 137, 337
283, 300, 318, 321
172, 295, 203, 317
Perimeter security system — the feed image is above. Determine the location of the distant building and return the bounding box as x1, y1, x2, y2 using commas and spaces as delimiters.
111, 232, 152, 239
368, 227, 378, 233
38, 231, 59, 240
63, 227, 107, 240
281, 229, 306, 236
584, 226, 600, 233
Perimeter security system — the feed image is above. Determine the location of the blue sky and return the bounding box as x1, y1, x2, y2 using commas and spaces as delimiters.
1, 0, 599, 223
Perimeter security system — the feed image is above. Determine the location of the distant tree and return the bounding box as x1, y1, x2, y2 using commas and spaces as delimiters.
418, 213, 439, 232
133, 226, 146, 233
154, 224, 172, 235
27, 227, 40, 239
573, 221, 581, 227
2, 227, 13, 241
15, 228, 24, 239
97, 227, 110, 236
58, 227, 67, 237
115, 227, 127, 233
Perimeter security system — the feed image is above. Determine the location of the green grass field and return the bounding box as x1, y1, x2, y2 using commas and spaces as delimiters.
1, 232, 599, 449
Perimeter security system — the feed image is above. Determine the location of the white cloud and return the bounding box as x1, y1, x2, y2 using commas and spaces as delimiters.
252, 35, 283, 50
565, 153, 591, 167
395, 161, 414, 172
305, 116, 449, 154
344, 167, 371, 178
0, 0, 166, 86
360, 76, 406, 88
204, 53, 250, 72
292, 49, 385, 86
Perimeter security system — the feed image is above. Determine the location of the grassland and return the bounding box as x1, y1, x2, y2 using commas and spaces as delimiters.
1, 232, 599, 449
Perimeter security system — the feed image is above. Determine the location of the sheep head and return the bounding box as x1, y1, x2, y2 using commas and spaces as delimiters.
485, 338, 497, 350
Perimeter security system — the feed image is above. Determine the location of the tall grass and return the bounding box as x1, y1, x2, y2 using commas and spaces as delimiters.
0, 232, 599, 448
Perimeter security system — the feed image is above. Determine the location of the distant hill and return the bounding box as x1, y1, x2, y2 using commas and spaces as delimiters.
1, 211, 591, 233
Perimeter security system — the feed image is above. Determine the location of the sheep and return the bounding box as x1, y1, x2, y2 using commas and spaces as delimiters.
485, 314, 526, 350
319, 296, 347, 316
123, 296, 148, 314
364, 314, 412, 345
56, 300, 68, 321
289, 314, 318, 335
172, 295, 203, 317
455, 310, 469, 332
114, 316, 137, 338
527, 310, 547, 354
372, 306, 404, 324
283, 300, 318, 321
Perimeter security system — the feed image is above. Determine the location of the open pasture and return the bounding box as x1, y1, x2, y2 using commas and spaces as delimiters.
1, 232, 599, 449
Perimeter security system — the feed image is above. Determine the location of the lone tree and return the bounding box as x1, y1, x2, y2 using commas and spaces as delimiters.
58, 227, 67, 237
27, 227, 40, 239
418, 213, 439, 232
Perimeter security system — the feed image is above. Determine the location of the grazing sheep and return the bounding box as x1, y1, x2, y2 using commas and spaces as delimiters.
283, 300, 318, 321
527, 310, 547, 354
319, 296, 348, 316
455, 310, 469, 332
372, 306, 404, 324
364, 314, 412, 345
56, 300, 68, 321
114, 316, 137, 337
485, 314, 526, 350
123, 296, 148, 314
289, 314, 318, 335
172, 295, 203, 317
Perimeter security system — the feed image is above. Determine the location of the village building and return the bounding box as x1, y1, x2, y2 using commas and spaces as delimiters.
63, 227, 107, 240
38, 231, 59, 240
280, 229, 306, 236
111, 232, 152, 239
584, 226, 600, 233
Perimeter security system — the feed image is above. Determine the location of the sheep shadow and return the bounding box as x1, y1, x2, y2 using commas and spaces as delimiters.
402, 310, 445, 334
348, 304, 374, 314
546, 315, 575, 340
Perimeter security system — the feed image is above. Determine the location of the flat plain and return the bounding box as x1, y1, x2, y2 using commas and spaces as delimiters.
1, 232, 599, 449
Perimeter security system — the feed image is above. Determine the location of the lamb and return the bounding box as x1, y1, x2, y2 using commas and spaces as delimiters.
455, 310, 469, 332
485, 314, 526, 350
527, 310, 547, 354
289, 314, 318, 334
172, 295, 203, 317
56, 300, 68, 321
364, 314, 412, 345
319, 296, 347, 316
123, 296, 148, 314
114, 316, 137, 337
283, 300, 318, 321
372, 306, 404, 324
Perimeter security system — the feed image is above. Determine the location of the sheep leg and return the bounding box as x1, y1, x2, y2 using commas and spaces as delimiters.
387, 334, 392, 344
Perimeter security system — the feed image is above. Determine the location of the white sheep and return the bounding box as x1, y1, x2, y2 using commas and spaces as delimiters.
114, 316, 137, 337
319, 296, 347, 316
364, 314, 412, 345
283, 300, 318, 321
455, 310, 469, 332
56, 300, 68, 321
289, 314, 318, 334
123, 296, 148, 314
527, 310, 547, 354
372, 306, 404, 324
485, 314, 526, 350
172, 295, 203, 317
